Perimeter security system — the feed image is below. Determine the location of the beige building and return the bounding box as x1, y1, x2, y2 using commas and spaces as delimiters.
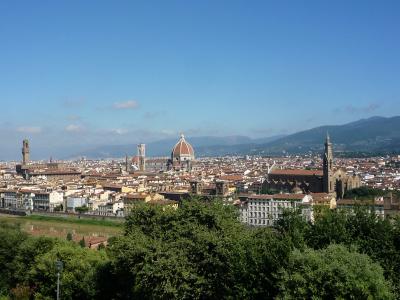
122, 192, 176, 214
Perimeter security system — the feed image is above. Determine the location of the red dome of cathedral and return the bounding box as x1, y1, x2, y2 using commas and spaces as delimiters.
171, 134, 195, 160
131, 156, 140, 164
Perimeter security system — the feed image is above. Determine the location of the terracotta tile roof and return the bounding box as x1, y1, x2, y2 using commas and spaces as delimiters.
270, 194, 306, 200
247, 193, 305, 200
219, 175, 243, 181
270, 169, 323, 176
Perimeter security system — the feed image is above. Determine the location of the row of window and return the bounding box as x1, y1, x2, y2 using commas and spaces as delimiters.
249, 219, 274, 225
249, 201, 295, 208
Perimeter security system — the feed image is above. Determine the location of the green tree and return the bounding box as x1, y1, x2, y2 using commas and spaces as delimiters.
277, 244, 393, 299
275, 208, 310, 250
66, 232, 73, 241
344, 187, 387, 200
306, 208, 350, 249
104, 200, 256, 299
97, 243, 105, 251
345, 208, 400, 296
75, 206, 89, 214
30, 241, 107, 300
240, 228, 291, 299
12, 236, 57, 285
0, 222, 27, 294
79, 237, 86, 248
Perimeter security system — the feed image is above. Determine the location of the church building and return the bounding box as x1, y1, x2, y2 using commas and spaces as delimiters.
263, 135, 361, 198
167, 134, 195, 172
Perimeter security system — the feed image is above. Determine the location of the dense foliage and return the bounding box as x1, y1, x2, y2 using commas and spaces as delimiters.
1, 200, 400, 299
278, 244, 391, 299
343, 186, 388, 200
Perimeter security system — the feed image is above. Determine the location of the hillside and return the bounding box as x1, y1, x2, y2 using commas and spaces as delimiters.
70, 135, 285, 159
255, 116, 400, 155
69, 116, 400, 158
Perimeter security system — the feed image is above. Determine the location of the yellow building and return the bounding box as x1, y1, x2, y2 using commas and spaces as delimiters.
122, 192, 177, 213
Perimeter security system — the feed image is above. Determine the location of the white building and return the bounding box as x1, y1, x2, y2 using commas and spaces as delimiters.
32, 191, 63, 211
98, 201, 124, 216
236, 194, 314, 226
2, 190, 21, 209
66, 196, 88, 212
1, 189, 40, 210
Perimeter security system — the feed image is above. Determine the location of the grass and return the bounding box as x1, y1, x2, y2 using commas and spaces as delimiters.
24, 214, 124, 227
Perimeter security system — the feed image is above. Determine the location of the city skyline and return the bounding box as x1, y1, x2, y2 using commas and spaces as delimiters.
1, 1, 400, 158
1, 2, 400, 299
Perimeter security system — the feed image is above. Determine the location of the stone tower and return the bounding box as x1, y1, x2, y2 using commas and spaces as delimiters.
22, 139, 30, 165
138, 144, 146, 171
190, 180, 203, 195
215, 180, 228, 196
323, 133, 334, 193
125, 154, 129, 172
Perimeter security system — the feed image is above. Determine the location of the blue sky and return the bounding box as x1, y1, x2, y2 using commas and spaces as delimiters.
1, 1, 400, 158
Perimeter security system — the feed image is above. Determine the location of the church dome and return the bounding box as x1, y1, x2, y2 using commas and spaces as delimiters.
131, 156, 140, 164
171, 134, 195, 160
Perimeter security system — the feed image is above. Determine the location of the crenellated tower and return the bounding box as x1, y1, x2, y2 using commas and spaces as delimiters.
22, 139, 30, 165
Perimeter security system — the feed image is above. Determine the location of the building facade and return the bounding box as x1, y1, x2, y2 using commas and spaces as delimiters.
236, 194, 315, 226
263, 135, 361, 198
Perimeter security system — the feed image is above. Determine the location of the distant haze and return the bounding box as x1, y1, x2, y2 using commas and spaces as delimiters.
2, 116, 400, 161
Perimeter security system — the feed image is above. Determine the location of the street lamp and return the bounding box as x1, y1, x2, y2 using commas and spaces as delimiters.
55, 260, 63, 300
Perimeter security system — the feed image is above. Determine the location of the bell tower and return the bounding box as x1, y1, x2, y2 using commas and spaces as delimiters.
323, 133, 334, 193
138, 144, 146, 171
22, 139, 30, 165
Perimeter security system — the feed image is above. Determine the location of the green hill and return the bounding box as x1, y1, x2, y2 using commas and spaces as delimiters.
257, 116, 400, 155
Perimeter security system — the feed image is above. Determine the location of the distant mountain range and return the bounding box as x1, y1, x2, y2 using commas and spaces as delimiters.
70, 135, 286, 159
71, 116, 400, 159
255, 116, 400, 155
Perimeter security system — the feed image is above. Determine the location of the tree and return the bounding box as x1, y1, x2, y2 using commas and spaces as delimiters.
29, 241, 107, 300
104, 200, 255, 299
275, 208, 310, 250
12, 236, 57, 285
240, 228, 292, 299
0, 222, 28, 294
277, 244, 393, 299
344, 187, 386, 200
66, 232, 73, 241
345, 208, 400, 296
306, 208, 350, 249
75, 206, 89, 214
97, 243, 105, 251
79, 237, 86, 248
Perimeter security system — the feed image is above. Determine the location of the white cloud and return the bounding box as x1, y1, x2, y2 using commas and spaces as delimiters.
65, 124, 84, 133
16, 126, 42, 134
113, 128, 128, 135
113, 100, 139, 110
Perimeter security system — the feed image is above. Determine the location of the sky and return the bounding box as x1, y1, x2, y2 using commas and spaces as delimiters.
1, 0, 400, 159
